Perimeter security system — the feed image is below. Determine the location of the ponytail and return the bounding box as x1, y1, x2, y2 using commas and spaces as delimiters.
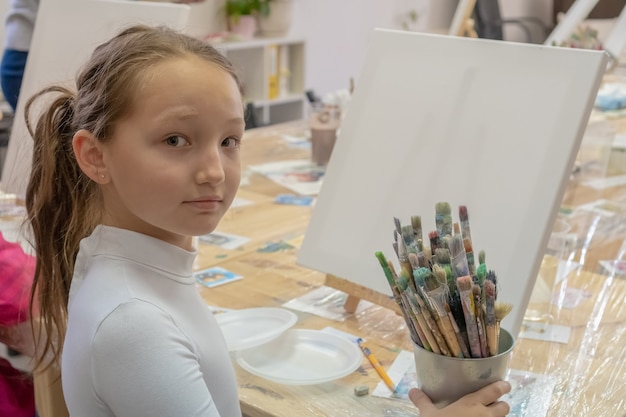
25, 86, 100, 369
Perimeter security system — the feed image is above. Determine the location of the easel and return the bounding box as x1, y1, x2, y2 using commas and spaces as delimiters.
324, 274, 401, 314
449, 0, 478, 38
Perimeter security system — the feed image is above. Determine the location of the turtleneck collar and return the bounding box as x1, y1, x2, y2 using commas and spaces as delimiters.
73, 225, 197, 285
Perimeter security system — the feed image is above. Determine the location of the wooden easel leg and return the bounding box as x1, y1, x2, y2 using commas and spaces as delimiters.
343, 294, 361, 313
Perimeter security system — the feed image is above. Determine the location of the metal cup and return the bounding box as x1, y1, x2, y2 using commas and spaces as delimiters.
413, 328, 515, 407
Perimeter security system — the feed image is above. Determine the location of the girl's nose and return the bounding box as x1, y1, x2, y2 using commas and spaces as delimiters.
195, 147, 225, 185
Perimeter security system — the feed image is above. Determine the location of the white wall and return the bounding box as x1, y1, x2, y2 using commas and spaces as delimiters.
288, 0, 553, 97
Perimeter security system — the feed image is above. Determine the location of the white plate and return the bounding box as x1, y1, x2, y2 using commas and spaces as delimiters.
236, 329, 363, 385
215, 307, 297, 351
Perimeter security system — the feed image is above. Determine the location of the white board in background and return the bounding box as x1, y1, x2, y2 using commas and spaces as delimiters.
297, 29, 607, 337
0, 0, 191, 195
544, 0, 600, 46
604, 6, 626, 60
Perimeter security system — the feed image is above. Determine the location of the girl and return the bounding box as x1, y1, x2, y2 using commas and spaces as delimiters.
25, 24, 509, 417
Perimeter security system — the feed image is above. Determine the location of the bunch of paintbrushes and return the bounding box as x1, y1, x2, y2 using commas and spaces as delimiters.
375, 203, 513, 358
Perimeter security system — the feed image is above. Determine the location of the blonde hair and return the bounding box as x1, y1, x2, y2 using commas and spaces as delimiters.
25, 25, 242, 369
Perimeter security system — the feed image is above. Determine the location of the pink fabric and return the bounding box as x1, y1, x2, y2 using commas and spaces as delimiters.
0, 359, 35, 417
0, 232, 36, 416
0, 231, 35, 326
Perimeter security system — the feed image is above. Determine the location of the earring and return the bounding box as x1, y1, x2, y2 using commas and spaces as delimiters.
100, 174, 105, 179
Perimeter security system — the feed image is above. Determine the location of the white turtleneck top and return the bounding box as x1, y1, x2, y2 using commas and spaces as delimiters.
62, 225, 241, 417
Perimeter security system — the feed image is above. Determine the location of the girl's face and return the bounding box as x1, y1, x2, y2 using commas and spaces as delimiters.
99, 55, 244, 249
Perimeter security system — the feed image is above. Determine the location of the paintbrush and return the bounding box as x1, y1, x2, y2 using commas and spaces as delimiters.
459, 205, 473, 246
395, 231, 413, 278
393, 269, 432, 350
435, 202, 453, 237
472, 284, 488, 358
448, 289, 469, 349
413, 266, 430, 289
464, 238, 476, 276
448, 234, 470, 278
412, 268, 450, 355
433, 248, 455, 295
444, 302, 471, 358
397, 273, 440, 354
393, 217, 402, 235
428, 230, 440, 251
425, 272, 463, 358
411, 215, 423, 251
484, 280, 497, 356
432, 264, 448, 288
478, 250, 486, 267
494, 302, 513, 350
374, 251, 422, 346
408, 252, 420, 274
486, 270, 498, 297
401, 224, 419, 254
416, 252, 429, 268
456, 276, 482, 358
414, 289, 451, 357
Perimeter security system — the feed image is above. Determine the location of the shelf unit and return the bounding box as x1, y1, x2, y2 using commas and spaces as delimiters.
212, 37, 306, 127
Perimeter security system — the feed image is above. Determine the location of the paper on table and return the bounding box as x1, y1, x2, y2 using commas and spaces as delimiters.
248, 159, 325, 196
519, 322, 571, 344
582, 174, 626, 190
575, 199, 625, 217
371, 351, 556, 417
198, 231, 250, 250
194, 266, 243, 288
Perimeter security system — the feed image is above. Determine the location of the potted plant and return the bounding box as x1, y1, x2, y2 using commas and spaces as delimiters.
225, 0, 261, 39
257, 0, 294, 38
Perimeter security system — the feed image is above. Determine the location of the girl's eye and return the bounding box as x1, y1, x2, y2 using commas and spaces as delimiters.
221, 137, 240, 149
165, 135, 189, 147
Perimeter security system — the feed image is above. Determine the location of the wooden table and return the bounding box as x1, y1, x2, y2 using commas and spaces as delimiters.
193, 119, 626, 417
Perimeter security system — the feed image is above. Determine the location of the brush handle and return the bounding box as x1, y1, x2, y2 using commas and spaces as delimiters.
427, 290, 463, 358
402, 292, 440, 354
487, 323, 498, 356
485, 298, 496, 326
460, 290, 482, 358
424, 310, 451, 357
446, 308, 471, 358
392, 288, 422, 348
412, 315, 432, 352
438, 314, 463, 358
451, 251, 470, 278
495, 320, 502, 354
466, 250, 476, 276
476, 312, 488, 358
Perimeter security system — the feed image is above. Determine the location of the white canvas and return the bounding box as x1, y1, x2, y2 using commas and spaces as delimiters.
297, 29, 607, 336
1, 0, 191, 194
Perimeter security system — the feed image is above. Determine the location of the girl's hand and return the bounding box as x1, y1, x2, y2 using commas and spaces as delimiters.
409, 381, 511, 417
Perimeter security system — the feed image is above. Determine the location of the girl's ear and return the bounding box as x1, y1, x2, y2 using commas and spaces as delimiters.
72, 129, 109, 184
